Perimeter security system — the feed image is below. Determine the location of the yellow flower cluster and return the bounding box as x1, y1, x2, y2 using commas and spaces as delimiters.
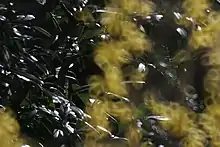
146, 96, 206, 147
0, 110, 23, 147
85, 0, 153, 146
108, 0, 153, 15
189, 20, 220, 49
201, 49, 220, 146
200, 104, 220, 146
181, 0, 220, 49
183, 1, 220, 145
182, 0, 210, 24
144, 1, 220, 147
125, 123, 142, 147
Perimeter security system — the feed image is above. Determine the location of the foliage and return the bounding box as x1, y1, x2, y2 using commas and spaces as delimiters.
0, 0, 100, 146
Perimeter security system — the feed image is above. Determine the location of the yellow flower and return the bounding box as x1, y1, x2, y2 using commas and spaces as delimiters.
88, 75, 106, 98
127, 68, 146, 89
104, 66, 127, 96
0, 110, 23, 147
187, 12, 220, 49
108, 0, 153, 15
108, 101, 134, 123
125, 124, 142, 147
189, 28, 218, 49
182, 0, 210, 23
101, 12, 126, 37
121, 21, 151, 53
85, 100, 110, 138
145, 95, 206, 147
200, 104, 220, 146
182, 128, 206, 147
94, 42, 131, 69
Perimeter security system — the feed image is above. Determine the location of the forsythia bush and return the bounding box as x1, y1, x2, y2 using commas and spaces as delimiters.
85, 0, 220, 147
